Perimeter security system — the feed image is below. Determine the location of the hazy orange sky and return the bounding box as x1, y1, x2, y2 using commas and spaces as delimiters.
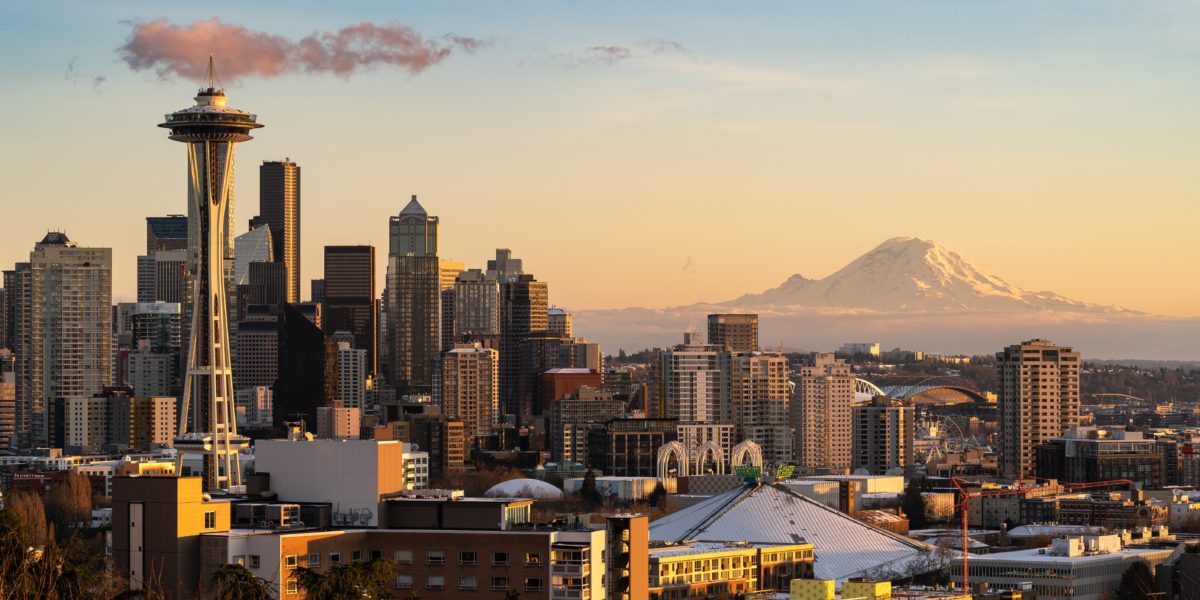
1, 1, 1197, 315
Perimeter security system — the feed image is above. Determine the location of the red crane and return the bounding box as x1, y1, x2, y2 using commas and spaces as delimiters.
948, 477, 1133, 595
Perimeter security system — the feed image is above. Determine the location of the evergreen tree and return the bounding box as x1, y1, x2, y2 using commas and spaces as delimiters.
580, 469, 602, 508
648, 481, 668, 507
210, 563, 272, 600
902, 478, 929, 529
1115, 560, 1156, 600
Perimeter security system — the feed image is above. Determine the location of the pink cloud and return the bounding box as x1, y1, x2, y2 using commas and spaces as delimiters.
118, 18, 481, 81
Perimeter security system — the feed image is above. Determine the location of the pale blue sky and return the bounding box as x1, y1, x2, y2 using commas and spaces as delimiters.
1, 1, 1197, 314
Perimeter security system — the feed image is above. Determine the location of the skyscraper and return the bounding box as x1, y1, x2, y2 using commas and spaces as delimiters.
548, 307, 573, 338
997, 339, 1081, 480
707, 313, 759, 353
793, 353, 854, 474
259, 159, 301, 303
323, 246, 376, 374
146, 215, 188, 253
335, 339, 367, 409
11, 233, 112, 448
439, 260, 465, 353
233, 223, 273, 286
499, 274, 548, 419
0, 350, 15, 451
159, 62, 257, 489
441, 343, 499, 440
729, 351, 791, 465
384, 197, 440, 395
453, 269, 500, 339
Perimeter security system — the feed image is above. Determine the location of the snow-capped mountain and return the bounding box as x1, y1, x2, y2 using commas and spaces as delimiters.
726, 237, 1125, 313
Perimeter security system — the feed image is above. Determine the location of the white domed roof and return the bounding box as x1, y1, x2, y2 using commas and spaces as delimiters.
485, 478, 563, 499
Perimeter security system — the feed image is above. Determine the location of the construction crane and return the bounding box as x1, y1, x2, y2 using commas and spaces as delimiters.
948, 477, 1133, 595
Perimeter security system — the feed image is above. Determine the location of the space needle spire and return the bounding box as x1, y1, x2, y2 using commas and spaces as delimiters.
158, 58, 260, 490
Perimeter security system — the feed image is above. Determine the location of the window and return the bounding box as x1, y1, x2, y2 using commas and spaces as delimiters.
395, 574, 413, 589
203, 511, 216, 529
308, 553, 320, 568
352, 550, 362, 561
427, 550, 445, 565
492, 551, 510, 566
460, 551, 477, 565
394, 549, 413, 564
370, 549, 382, 561
330, 552, 341, 564
524, 552, 542, 566
285, 580, 298, 595
233, 555, 245, 566
524, 578, 543, 591
249, 555, 261, 569
492, 576, 510, 591
427, 575, 445, 590
284, 555, 298, 568
460, 575, 478, 590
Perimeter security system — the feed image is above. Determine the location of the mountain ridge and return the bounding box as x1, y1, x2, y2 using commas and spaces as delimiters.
724, 236, 1132, 314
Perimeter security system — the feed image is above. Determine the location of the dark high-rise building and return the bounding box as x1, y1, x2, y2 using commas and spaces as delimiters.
137, 249, 187, 304
310, 279, 325, 304
1, 270, 15, 351
234, 305, 280, 392
384, 197, 440, 395
707, 313, 759, 353
146, 215, 188, 253
260, 159, 301, 303
274, 303, 336, 433
236, 261, 289, 323
499, 274, 548, 419
324, 246, 376, 374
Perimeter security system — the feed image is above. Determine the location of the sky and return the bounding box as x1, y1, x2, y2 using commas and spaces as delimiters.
1, 1, 1197, 316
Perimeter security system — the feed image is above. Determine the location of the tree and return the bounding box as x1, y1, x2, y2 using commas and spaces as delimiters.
648, 481, 667, 508
503, 590, 521, 600
902, 478, 929, 530
580, 469, 602, 508
7, 490, 48, 547
296, 558, 396, 600
210, 563, 271, 600
46, 472, 92, 532
1115, 560, 1157, 600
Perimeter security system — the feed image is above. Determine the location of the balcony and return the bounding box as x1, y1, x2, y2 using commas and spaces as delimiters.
551, 561, 590, 576
552, 588, 591, 600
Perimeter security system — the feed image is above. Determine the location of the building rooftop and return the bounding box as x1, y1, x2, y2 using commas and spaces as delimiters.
649, 483, 931, 581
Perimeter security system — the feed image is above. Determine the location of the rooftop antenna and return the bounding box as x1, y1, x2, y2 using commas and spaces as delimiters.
204, 55, 222, 91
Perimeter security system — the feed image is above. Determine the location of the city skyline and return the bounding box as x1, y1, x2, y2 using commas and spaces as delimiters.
2, 2, 1198, 320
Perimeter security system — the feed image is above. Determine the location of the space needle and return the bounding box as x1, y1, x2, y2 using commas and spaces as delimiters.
159, 58, 258, 490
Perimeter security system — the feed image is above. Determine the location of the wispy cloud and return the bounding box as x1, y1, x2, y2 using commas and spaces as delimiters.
118, 18, 483, 81
560, 39, 691, 67
65, 58, 107, 93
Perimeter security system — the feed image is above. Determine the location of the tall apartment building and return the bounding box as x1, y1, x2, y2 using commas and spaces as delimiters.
126, 302, 182, 396
234, 387, 273, 431
441, 344, 500, 440
707, 313, 759, 353
384, 197, 440, 395
12, 233, 112, 448
316, 403, 361, 440
499, 274, 548, 419
335, 340, 367, 409
259, 159, 301, 303
852, 396, 914, 475
453, 268, 500, 338
793, 353, 854, 474
548, 386, 625, 463
0, 350, 15, 450
324, 246, 377, 374
548, 307, 573, 338
655, 339, 728, 423
998, 339, 1082, 479
64, 389, 176, 453
729, 352, 792, 465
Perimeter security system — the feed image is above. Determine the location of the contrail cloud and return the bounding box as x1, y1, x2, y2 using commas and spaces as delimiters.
119, 18, 482, 81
